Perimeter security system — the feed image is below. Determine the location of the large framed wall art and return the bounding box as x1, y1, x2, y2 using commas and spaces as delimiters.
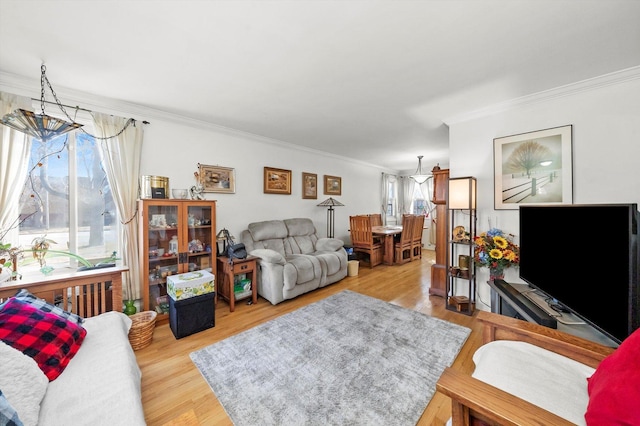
493, 125, 573, 210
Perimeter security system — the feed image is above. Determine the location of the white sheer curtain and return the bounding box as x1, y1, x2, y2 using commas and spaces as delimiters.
380, 173, 393, 225
92, 113, 144, 301
0, 92, 33, 244
399, 176, 414, 215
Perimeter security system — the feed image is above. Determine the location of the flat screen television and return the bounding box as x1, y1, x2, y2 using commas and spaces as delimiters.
519, 204, 639, 344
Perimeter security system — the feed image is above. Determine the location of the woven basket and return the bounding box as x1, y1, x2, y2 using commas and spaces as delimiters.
128, 311, 157, 351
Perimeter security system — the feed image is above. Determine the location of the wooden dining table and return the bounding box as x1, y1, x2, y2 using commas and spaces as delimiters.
371, 225, 403, 265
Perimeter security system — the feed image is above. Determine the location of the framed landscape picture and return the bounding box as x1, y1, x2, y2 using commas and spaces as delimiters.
493, 125, 573, 210
324, 175, 342, 196
302, 172, 317, 199
198, 164, 236, 193
264, 167, 292, 194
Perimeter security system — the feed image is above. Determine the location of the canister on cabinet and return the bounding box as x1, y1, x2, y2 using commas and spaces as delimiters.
140, 175, 169, 199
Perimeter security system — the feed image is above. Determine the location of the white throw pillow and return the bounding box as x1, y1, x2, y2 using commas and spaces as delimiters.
472, 340, 595, 425
0, 340, 48, 426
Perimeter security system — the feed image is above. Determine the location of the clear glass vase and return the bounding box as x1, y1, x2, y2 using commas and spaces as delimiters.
489, 265, 505, 281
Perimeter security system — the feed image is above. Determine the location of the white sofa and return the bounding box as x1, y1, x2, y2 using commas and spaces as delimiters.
0, 268, 145, 426
240, 218, 348, 305
0, 311, 145, 426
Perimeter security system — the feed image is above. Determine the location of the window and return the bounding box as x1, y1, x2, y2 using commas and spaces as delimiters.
411, 177, 433, 217
18, 121, 119, 272
385, 178, 397, 217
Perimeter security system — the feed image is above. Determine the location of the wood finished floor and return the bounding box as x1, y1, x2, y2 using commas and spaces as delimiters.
135, 250, 485, 425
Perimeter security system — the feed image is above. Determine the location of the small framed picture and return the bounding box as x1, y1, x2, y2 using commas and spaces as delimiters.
151, 214, 167, 227
198, 164, 236, 194
324, 175, 342, 196
264, 167, 292, 194
302, 172, 317, 199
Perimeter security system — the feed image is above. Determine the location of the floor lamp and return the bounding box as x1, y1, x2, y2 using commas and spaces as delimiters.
317, 197, 344, 238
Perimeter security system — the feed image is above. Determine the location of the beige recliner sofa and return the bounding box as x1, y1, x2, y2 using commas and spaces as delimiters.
240, 218, 348, 305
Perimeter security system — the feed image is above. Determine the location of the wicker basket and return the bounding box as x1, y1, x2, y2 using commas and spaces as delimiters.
128, 311, 157, 351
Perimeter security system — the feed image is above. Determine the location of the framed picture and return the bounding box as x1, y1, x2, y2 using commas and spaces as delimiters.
494, 125, 573, 210
264, 167, 292, 194
302, 172, 317, 199
151, 214, 167, 227
324, 175, 342, 196
198, 164, 236, 193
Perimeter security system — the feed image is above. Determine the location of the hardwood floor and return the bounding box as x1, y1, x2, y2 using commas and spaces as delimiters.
135, 250, 485, 425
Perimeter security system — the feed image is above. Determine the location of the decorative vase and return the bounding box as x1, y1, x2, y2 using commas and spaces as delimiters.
489, 266, 505, 281
124, 300, 137, 316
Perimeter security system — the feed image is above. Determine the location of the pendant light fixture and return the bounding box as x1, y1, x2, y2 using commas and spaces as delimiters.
409, 155, 430, 184
1, 64, 83, 141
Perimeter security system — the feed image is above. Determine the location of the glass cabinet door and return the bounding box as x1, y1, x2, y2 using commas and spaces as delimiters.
146, 203, 180, 314
184, 204, 214, 274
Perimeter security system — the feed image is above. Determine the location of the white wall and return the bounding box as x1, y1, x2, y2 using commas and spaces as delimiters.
141, 118, 391, 243
0, 73, 417, 249
448, 74, 640, 310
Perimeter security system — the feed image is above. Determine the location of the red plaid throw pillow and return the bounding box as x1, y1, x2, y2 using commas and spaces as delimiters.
12, 288, 84, 325
0, 298, 86, 381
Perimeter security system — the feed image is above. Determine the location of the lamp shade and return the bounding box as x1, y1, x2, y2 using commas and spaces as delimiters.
317, 197, 345, 207
448, 176, 477, 209
0, 65, 83, 142
1, 109, 82, 142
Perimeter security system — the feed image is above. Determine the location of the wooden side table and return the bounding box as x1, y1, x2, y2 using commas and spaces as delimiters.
216, 256, 258, 312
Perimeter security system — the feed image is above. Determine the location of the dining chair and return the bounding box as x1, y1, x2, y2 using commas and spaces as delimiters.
394, 214, 413, 264
370, 213, 383, 226
369, 213, 383, 244
349, 215, 383, 268
411, 214, 425, 261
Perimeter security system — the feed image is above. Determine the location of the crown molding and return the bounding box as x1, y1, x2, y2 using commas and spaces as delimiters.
443, 66, 640, 125
0, 70, 389, 172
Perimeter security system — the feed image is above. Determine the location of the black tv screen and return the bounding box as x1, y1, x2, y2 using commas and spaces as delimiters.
519, 204, 639, 344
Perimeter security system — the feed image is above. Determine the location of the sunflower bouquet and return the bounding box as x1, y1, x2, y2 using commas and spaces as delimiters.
473, 228, 520, 279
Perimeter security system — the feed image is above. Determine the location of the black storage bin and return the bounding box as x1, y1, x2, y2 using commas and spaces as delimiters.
169, 292, 215, 339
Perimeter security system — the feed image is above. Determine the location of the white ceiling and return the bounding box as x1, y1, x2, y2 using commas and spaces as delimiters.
1, 0, 639, 171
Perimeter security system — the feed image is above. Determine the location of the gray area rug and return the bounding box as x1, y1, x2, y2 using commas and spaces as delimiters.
190, 290, 470, 425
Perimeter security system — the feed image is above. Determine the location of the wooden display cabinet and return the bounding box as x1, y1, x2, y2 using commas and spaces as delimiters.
138, 199, 216, 322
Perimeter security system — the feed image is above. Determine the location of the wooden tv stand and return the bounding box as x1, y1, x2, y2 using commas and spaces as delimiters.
488, 279, 619, 347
